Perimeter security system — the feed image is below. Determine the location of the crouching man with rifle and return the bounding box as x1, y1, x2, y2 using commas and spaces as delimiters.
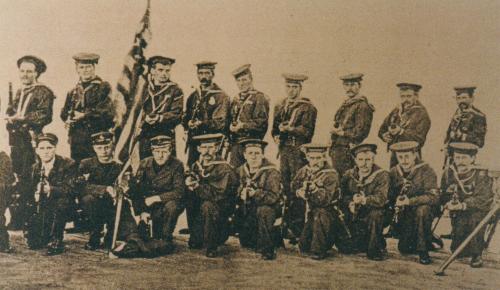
185, 133, 239, 258
75, 132, 138, 251
25, 133, 76, 255
234, 139, 282, 260
116, 135, 185, 258
439, 142, 494, 268
0, 151, 16, 253
292, 144, 341, 260
340, 143, 389, 261
388, 141, 439, 265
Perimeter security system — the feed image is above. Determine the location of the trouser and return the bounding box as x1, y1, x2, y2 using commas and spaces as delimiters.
146, 200, 184, 241
80, 194, 138, 246
236, 203, 278, 253
451, 210, 488, 257
397, 204, 433, 254
25, 197, 71, 249
10, 143, 36, 228
346, 208, 386, 256
299, 208, 335, 256
189, 200, 231, 251
280, 144, 307, 238
229, 142, 245, 169
0, 206, 8, 249
329, 144, 353, 177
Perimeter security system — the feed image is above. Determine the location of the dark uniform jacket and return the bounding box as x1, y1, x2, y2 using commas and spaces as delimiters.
60, 77, 114, 137
440, 167, 493, 212
0, 152, 15, 208
230, 90, 269, 141
6, 83, 55, 146
236, 159, 281, 207
378, 101, 431, 147
272, 97, 317, 146
341, 164, 389, 209
389, 161, 438, 207
189, 158, 239, 204
30, 155, 76, 201
183, 83, 230, 138
76, 157, 121, 198
130, 156, 185, 214
291, 164, 340, 209
138, 79, 183, 139
332, 95, 374, 146
444, 106, 487, 148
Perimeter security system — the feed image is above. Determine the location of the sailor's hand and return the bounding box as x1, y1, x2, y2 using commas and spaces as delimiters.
145, 195, 161, 207
140, 212, 151, 222
145, 113, 160, 125
296, 188, 307, 199
395, 195, 410, 207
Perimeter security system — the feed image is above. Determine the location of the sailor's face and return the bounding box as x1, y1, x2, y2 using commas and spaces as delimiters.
236, 74, 253, 92
198, 142, 218, 162
395, 151, 417, 171
400, 89, 418, 107
93, 143, 114, 163
306, 152, 326, 170
453, 152, 474, 173
76, 63, 96, 82
152, 146, 172, 165
343, 81, 360, 98
151, 63, 171, 84
244, 146, 264, 168
455, 92, 473, 110
355, 151, 375, 175
19, 62, 37, 85
286, 82, 301, 99
36, 141, 56, 163
197, 68, 214, 86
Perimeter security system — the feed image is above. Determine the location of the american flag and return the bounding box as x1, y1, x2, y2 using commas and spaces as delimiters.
112, 0, 151, 172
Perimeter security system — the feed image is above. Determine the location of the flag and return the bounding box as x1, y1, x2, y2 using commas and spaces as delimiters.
112, 0, 151, 172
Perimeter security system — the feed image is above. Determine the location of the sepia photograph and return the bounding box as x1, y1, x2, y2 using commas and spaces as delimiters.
0, 0, 499, 289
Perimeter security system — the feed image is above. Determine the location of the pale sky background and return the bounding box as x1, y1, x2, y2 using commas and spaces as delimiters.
0, 0, 499, 175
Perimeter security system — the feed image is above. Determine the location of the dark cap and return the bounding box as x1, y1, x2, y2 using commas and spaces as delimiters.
72, 53, 100, 64
36, 133, 58, 146
17, 55, 47, 75
454, 86, 476, 95
147, 55, 176, 68
239, 138, 268, 150
351, 143, 377, 156
192, 133, 224, 144
282, 73, 308, 84
232, 64, 252, 78
196, 61, 217, 70
301, 143, 329, 154
397, 83, 422, 92
389, 141, 419, 152
91, 131, 113, 145
340, 73, 364, 82
449, 142, 479, 156
150, 135, 173, 149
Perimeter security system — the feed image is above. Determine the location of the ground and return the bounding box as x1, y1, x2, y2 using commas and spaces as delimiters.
1, 215, 499, 290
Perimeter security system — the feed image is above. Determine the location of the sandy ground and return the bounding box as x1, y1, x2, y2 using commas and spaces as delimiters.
1, 213, 499, 290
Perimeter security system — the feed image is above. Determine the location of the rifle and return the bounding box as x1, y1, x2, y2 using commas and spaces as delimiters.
333, 201, 352, 239
7, 82, 13, 111
184, 88, 203, 154
240, 178, 258, 216
351, 189, 366, 220
388, 178, 411, 237
37, 167, 48, 214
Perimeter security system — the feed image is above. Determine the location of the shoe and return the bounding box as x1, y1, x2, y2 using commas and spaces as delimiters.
261, 251, 276, 260
367, 253, 385, 261
84, 241, 100, 251
0, 246, 14, 253
311, 253, 327, 260
418, 252, 432, 265
47, 241, 65, 256
206, 249, 218, 258
470, 256, 483, 268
